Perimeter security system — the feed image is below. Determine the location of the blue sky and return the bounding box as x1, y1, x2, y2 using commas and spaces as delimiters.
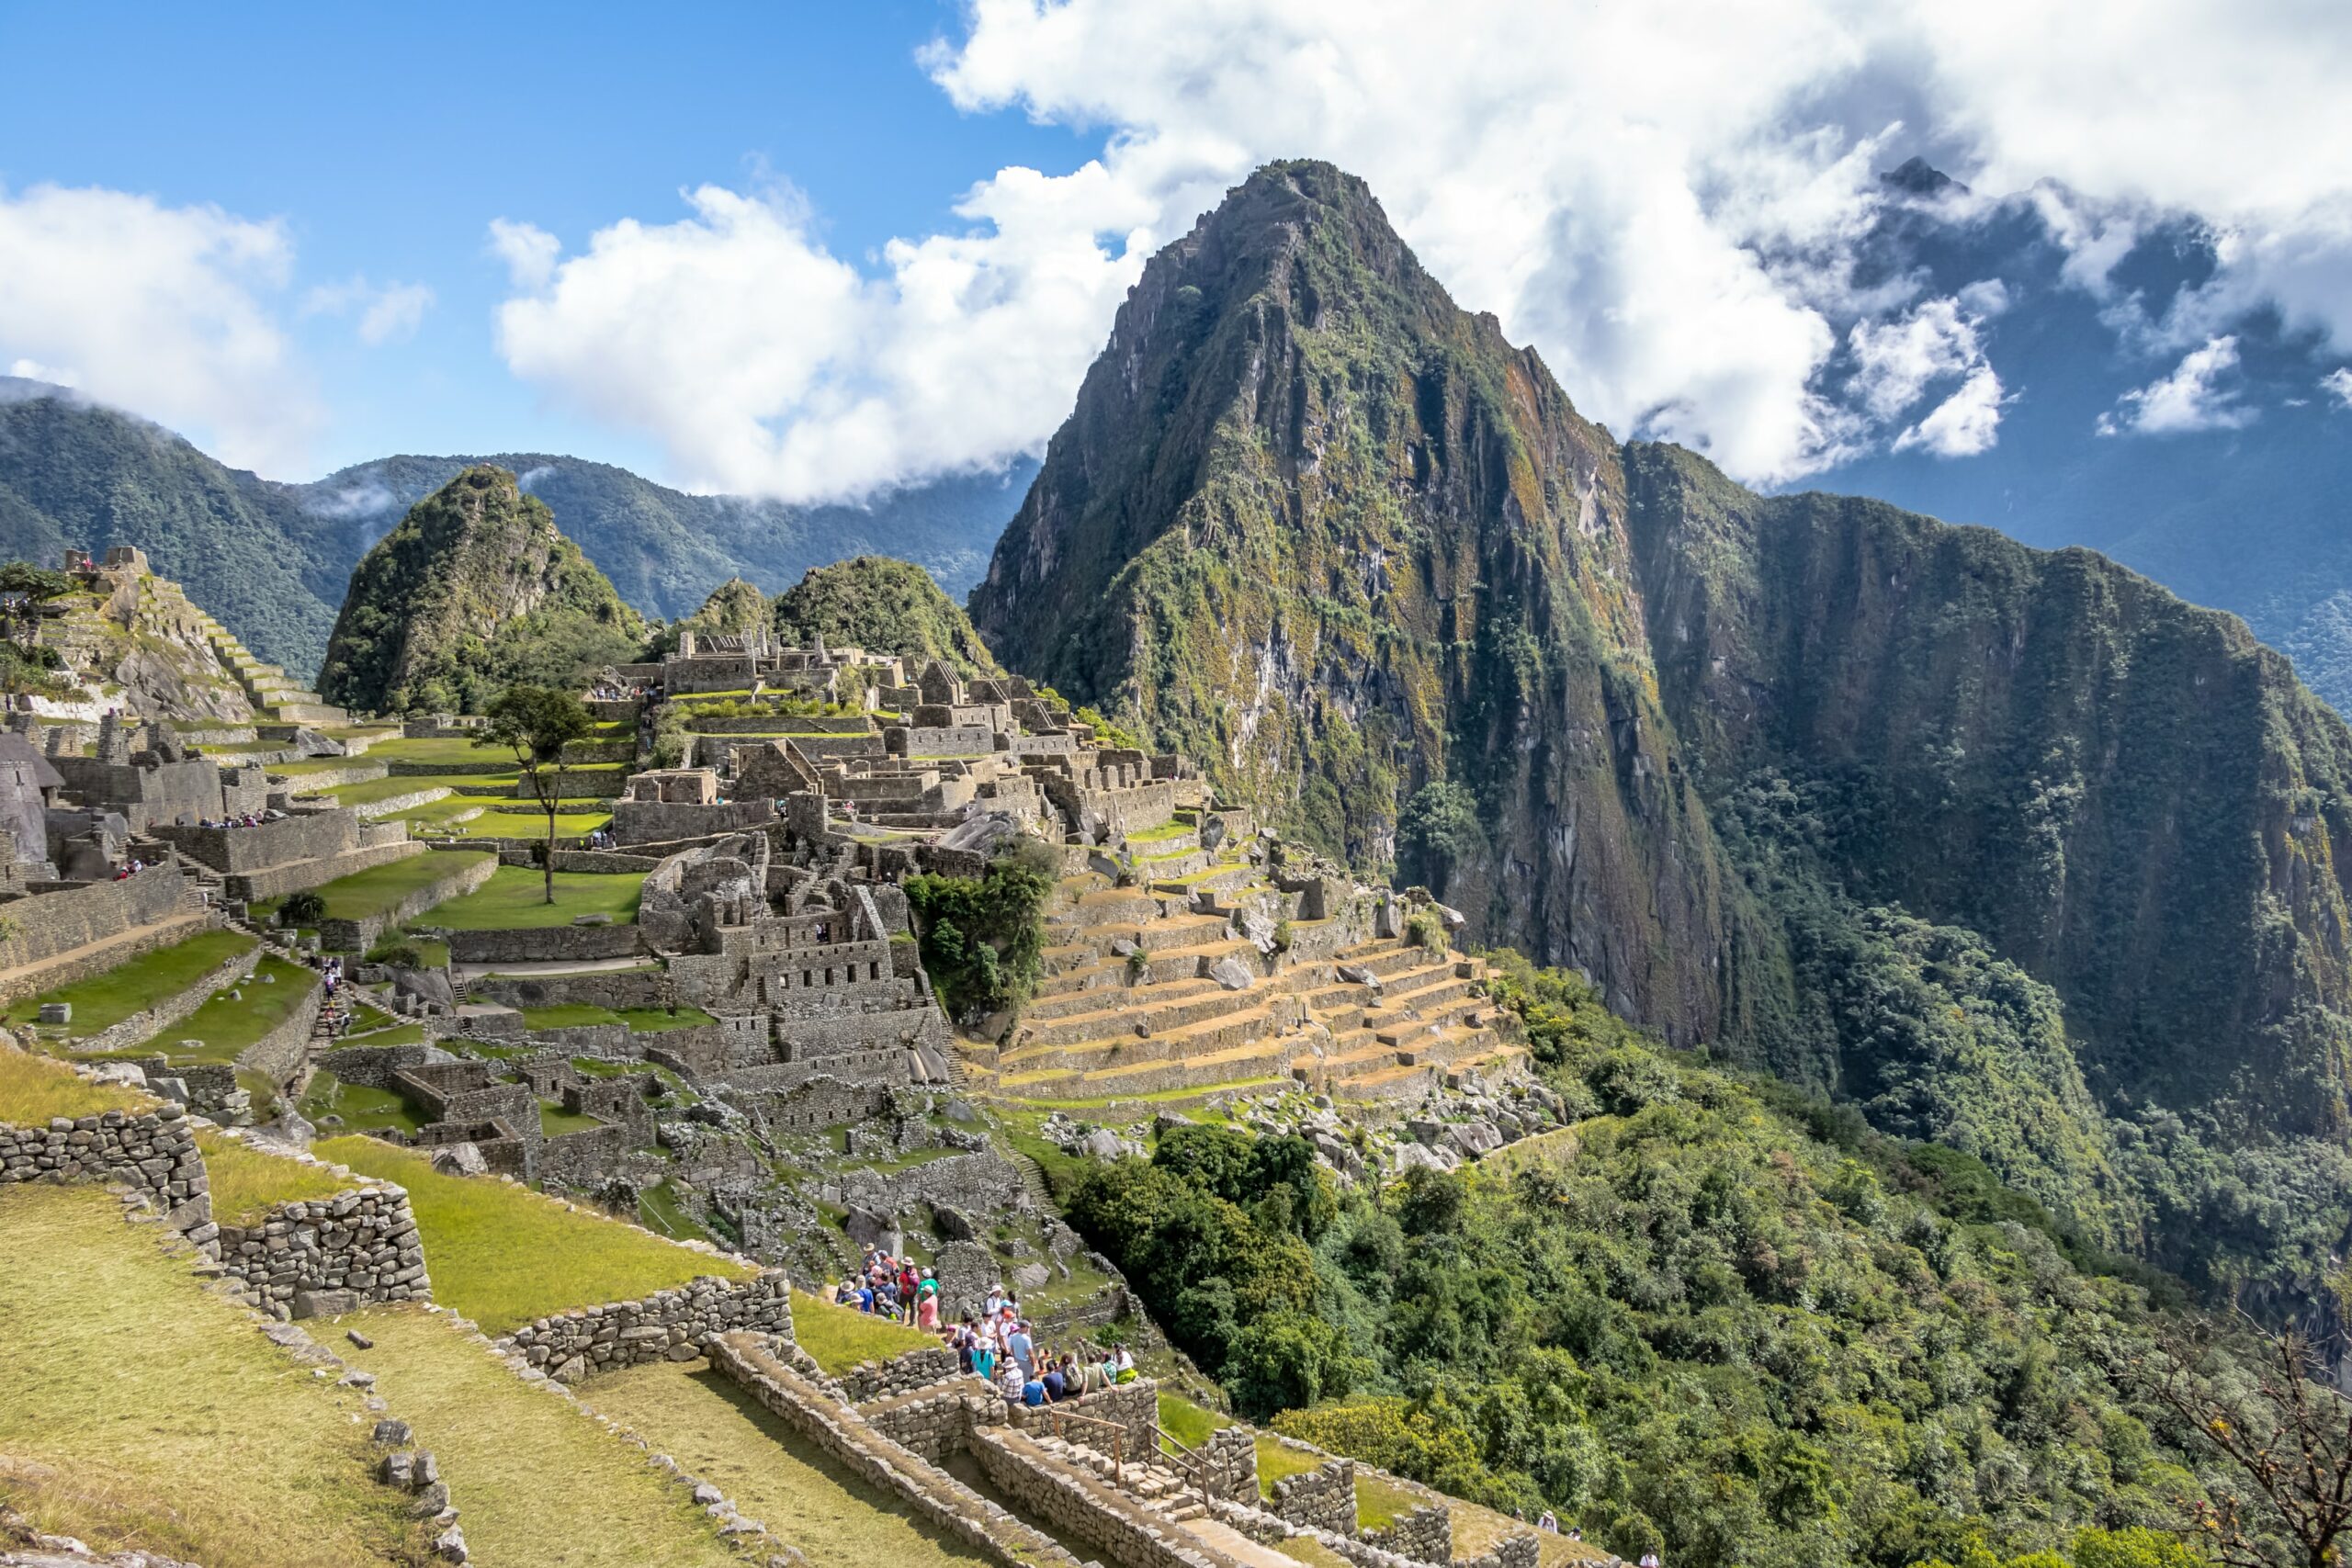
0, 1, 1086, 475
1, 1, 2346, 502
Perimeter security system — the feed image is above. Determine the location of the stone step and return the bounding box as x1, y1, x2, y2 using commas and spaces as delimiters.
1073, 1035, 1295, 1094
1013, 974, 1272, 1049
1023, 973, 1226, 1023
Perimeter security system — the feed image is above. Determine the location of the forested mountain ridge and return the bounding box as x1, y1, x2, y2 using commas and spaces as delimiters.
968, 160, 2352, 1303
0, 379, 1031, 682
317, 465, 647, 714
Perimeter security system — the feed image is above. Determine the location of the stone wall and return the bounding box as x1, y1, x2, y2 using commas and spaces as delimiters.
1362, 1506, 1452, 1565
316, 1040, 433, 1089
500, 1270, 793, 1382
709, 1332, 1090, 1568
213, 1180, 431, 1320
536, 1122, 636, 1186
0, 871, 190, 995
0, 1100, 205, 1228
234, 964, 325, 1089
473, 967, 668, 1012
1199, 1426, 1259, 1505
443, 922, 647, 965
1002, 1375, 1159, 1461
1272, 1454, 1357, 1534
153, 810, 357, 875
973, 1426, 1252, 1568
609, 798, 777, 847
318, 849, 496, 953
231, 837, 425, 904
60, 934, 254, 1055
839, 1345, 962, 1402
858, 1378, 990, 1461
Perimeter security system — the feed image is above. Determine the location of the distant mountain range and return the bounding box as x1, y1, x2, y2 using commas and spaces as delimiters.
0, 376, 1035, 682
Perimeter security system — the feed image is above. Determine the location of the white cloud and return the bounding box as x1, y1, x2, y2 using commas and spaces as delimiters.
2322, 367, 2352, 411
2098, 335, 2255, 435
0, 183, 315, 471
489, 0, 2352, 501
302, 276, 435, 345
1896, 366, 2007, 456
6, 357, 77, 387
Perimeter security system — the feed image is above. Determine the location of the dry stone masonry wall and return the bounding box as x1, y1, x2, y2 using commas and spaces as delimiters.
1271, 1454, 1357, 1534
213, 1182, 430, 1320
499, 1271, 793, 1382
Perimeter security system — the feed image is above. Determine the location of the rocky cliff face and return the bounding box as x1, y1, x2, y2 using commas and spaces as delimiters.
970, 161, 2352, 1285
970, 162, 1757, 1046
318, 466, 647, 715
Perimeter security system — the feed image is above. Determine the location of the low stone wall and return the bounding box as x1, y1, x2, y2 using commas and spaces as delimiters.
473, 968, 667, 1011
316, 1039, 433, 1089
1272, 1455, 1357, 1534
1362, 1506, 1452, 1565
230, 838, 427, 905
317, 849, 497, 953
1200, 1426, 1259, 1504
0, 872, 190, 995
214, 1179, 431, 1319
840, 1345, 962, 1402
858, 1376, 992, 1460
444, 922, 647, 965
345, 784, 454, 820
710, 1334, 1087, 1568
1003, 1376, 1159, 1461
234, 965, 325, 1089
61, 936, 255, 1056
0, 1100, 205, 1228
550, 849, 663, 874
974, 1426, 1255, 1568
499, 1270, 793, 1382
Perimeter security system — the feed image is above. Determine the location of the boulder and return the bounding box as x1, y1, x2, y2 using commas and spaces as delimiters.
1238, 910, 1279, 955
1443, 1121, 1503, 1157
571, 912, 614, 926
1207, 956, 1254, 991
1012, 1262, 1052, 1292
431, 1142, 489, 1178
843, 1204, 900, 1253
931, 1204, 979, 1242
290, 726, 346, 757
292, 1288, 360, 1320
1076, 1128, 1134, 1161
1199, 814, 1227, 852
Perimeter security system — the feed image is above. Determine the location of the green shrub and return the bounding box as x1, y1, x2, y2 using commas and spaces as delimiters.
280, 891, 327, 928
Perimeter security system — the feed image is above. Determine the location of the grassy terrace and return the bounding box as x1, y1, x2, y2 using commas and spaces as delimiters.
636, 1179, 714, 1244
1158, 1390, 1231, 1452
339, 1306, 738, 1568
105, 953, 316, 1065
0, 1045, 150, 1122
2, 929, 257, 1040
361, 735, 527, 770
585, 1360, 995, 1568
296, 1069, 424, 1134
539, 1100, 605, 1136
1257, 1433, 1329, 1496
788, 1289, 937, 1375
520, 1002, 718, 1032
327, 773, 455, 806
259, 850, 497, 928
437, 809, 613, 840
196, 1127, 352, 1224
0, 1184, 428, 1567
424, 865, 643, 929
316, 1136, 748, 1334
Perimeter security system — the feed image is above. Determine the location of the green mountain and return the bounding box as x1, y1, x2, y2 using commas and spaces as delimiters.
968, 162, 2352, 1300
317, 465, 648, 714
773, 556, 1002, 679
0, 378, 1032, 682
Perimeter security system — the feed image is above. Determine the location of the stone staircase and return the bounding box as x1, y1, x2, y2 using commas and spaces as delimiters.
965, 874, 1530, 1107
198, 616, 350, 725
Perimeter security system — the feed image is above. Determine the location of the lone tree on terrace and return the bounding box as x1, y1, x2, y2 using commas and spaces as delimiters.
479, 684, 594, 905
0, 561, 74, 653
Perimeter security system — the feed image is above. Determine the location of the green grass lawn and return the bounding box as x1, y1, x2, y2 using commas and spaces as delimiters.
788, 1289, 938, 1375
2, 929, 257, 1039
583, 1360, 996, 1568
1157, 1390, 1231, 1452
197, 1128, 353, 1224
423, 865, 643, 930
637, 1179, 714, 1245
315, 1136, 749, 1334
0, 1184, 429, 1567
337, 1305, 740, 1568
521, 1002, 718, 1032
1258, 1433, 1328, 1496
439, 809, 613, 840
296, 1069, 424, 1134
0, 1046, 150, 1122
259, 850, 497, 927
1354, 1472, 1424, 1530
539, 1100, 605, 1136
363, 735, 526, 771
365, 932, 451, 968
328, 774, 455, 807
109, 953, 317, 1065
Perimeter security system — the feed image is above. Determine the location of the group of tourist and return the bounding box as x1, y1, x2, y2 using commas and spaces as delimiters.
833, 1250, 1138, 1410
582, 827, 619, 850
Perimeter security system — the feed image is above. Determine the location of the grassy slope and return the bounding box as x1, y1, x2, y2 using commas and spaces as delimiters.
336, 1305, 737, 1568
584, 1361, 996, 1568
114, 953, 316, 1064
283, 851, 499, 923
0, 1184, 426, 1567
423, 866, 643, 930
0, 1046, 149, 1122
1, 929, 256, 1038
196, 1129, 353, 1224
788, 1290, 938, 1375
316, 1137, 747, 1334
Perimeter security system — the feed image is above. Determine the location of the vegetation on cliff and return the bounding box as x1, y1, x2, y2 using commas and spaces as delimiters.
773, 556, 1001, 679
317, 465, 648, 714
1061, 958, 2257, 1568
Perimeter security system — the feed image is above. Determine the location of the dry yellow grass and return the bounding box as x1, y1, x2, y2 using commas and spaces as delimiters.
0, 1045, 149, 1123
334, 1304, 738, 1568
195, 1128, 354, 1225
0, 1184, 426, 1567
583, 1359, 994, 1568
